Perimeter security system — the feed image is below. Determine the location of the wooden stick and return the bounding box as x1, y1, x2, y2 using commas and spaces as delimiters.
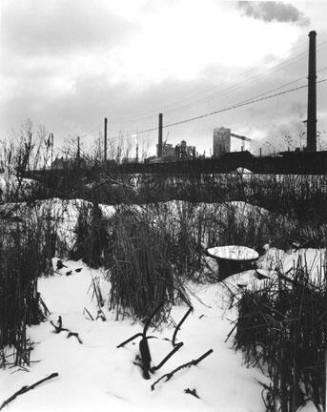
117, 333, 143, 348
150, 342, 183, 373
172, 307, 193, 346
184, 388, 200, 399
67, 332, 83, 344
0, 373, 58, 410
83, 307, 94, 321
142, 301, 164, 337
151, 349, 213, 391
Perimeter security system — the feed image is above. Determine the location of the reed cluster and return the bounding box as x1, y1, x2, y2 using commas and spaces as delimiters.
232, 259, 326, 411
0, 204, 57, 368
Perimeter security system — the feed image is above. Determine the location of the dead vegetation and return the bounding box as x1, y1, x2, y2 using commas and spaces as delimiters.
230, 258, 327, 411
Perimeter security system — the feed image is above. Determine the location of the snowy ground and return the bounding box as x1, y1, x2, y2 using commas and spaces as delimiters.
0, 259, 268, 412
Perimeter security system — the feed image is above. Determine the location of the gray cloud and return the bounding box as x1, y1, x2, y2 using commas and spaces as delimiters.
1, 0, 326, 156
1, 0, 138, 57
238, 2, 309, 25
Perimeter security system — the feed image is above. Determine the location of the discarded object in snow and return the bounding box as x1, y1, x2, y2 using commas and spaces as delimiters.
206, 246, 259, 280
0, 372, 59, 410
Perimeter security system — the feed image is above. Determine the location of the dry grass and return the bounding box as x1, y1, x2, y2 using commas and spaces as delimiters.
232, 259, 327, 412
0, 204, 58, 368
105, 206, 177, 322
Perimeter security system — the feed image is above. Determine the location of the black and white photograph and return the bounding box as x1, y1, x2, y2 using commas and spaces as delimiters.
0, 1, 326, 411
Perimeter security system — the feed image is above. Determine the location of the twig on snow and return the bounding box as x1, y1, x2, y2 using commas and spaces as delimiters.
0, 373, 59, 411
67, 332, 83, 344
151, 349, 214, 391
83, 307, 94, 321
117, 333, 143, 349
150, 342, 183, 373
172, 306, 193, 347
184, 388, 200, 399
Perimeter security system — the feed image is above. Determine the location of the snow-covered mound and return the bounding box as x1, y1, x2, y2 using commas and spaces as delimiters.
222, 247, 327, 293
257, 247, 326, 284
0, 172, 38, 201
0, 198, 116, 251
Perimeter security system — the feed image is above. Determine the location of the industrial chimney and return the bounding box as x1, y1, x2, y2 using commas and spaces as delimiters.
157, 113, 163, 158
307, 30, 317, 152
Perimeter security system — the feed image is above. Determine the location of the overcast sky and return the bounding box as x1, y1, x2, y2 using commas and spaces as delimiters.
1, 0, 327, 156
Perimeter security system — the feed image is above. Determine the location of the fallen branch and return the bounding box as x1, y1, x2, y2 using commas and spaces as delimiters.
184, 388, 200, 399
117, 333, 143, 349
150, 342, 183, 373
225, 323, 237, 343
172, 306, 193, 346
50, 316, 68, 334
83, 307, 94, 321
151, 349, 214, 391
143, 301, 165, 337
0, 372, 59, 410
50, 316, 82, 343
139, 337, 151, 379
184, 284, 212, 309
67, 332, 83, 344
39, 295, 50, 316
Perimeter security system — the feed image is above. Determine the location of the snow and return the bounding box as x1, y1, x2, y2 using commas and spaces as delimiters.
0, 172, 37, 201
257, 247, 326, 284
0, 199, 116, 251
0, 197, 324, 411
0, 259, 268, 412
207, 246, 259, 261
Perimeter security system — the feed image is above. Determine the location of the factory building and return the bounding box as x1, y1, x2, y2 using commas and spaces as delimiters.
213, 127, 231, 157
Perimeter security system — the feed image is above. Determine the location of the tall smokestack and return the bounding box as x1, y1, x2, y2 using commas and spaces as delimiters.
104, 117, 108, 161
307, 30, 317, 152
158, 113, 163, 158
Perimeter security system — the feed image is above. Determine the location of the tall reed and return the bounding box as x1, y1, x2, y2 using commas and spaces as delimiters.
232, 258, 326, 411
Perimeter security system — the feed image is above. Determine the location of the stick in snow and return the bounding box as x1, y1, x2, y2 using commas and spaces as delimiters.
172, 306, 193, 347
0, 373, 59, 411
151, 349, 214, 391
117, 333, 143, 348
50, 316, 83, 343
83, 307, 94, 321
150, 342, 183, 373
184, 388, 200, 399
50, 316, 68, 333
67, 332, 83, 344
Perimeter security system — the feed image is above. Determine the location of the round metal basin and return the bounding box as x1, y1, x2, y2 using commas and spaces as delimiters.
206, 245, 259, 280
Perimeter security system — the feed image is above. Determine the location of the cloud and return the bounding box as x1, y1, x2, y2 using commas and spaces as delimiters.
1, 0, 138, 57
238, 1, 310, 26
1, 0, 326, 155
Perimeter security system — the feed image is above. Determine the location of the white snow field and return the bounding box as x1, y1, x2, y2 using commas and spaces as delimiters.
0, 259, 269, 412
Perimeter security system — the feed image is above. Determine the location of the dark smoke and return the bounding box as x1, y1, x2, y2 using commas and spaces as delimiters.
238, 2, 309, 26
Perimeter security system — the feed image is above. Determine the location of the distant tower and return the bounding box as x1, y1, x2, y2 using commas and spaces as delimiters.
157, 113, 163, 157
307, 30, 317, 152
213, 127, 231, 157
